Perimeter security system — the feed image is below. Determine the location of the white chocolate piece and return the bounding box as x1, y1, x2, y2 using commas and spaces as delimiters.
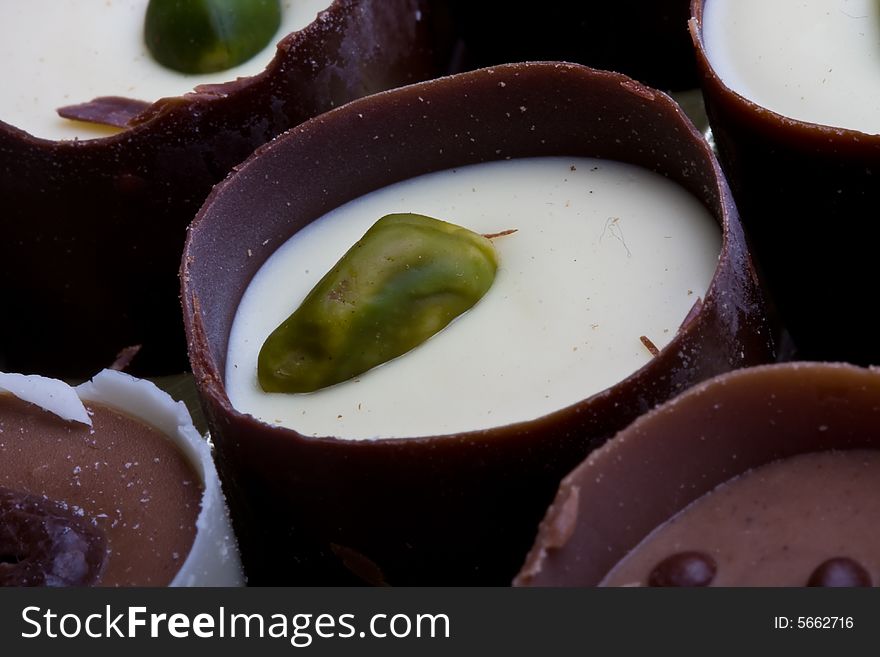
0, 0, 332, 140
702, 0, 880, 134
226, 157, 722, 440
0, 371, 91, 426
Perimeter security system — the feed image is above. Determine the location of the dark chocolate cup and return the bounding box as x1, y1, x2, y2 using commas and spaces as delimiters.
690, 1, 880, 365
0, 0, 452, 378
182, 62, 774, 585
447, 1, 697, 90
515, 362, 880, 586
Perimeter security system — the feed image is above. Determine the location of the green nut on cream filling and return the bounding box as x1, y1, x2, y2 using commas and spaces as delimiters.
257, 213, 500, 394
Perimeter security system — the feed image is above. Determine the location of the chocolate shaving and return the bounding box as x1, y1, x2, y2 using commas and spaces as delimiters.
482, 229, 518, 239
57, 96, 151, 129
640, 335, 661, 358
330, 543, 388, 587
109, 344, 142, 372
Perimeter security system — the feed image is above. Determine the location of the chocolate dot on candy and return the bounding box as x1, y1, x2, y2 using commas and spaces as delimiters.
648, 551, 717, 587
807, 558, 872, 588
0, 487, 108, 587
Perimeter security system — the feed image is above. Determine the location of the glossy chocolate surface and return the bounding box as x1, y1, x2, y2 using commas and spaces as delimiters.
516, 363, 880, 586
182, 62, 774, 585
448, 1, 697, 90
0, 393, 202, 586
691, 0, 880, 364
0, 0, 452, 378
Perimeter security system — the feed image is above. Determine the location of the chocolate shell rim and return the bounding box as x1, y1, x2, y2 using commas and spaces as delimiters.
0, 0, 345, 146
182, 60, 748, 449
514, 361, 880, 586
690, 0, 880, 143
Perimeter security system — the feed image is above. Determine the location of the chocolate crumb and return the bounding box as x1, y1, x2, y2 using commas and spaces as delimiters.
640, 336, 661, 358
482, 229, 518, 240
109, 345, 142, 372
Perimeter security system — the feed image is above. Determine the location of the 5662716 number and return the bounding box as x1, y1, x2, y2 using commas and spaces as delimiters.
797, 617, 854, 629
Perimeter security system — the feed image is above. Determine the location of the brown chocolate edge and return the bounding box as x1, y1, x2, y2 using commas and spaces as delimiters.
181, 62, 775, 585
0, 0, 453, 378
689, 1, 880, 364
515, 362, 880, 586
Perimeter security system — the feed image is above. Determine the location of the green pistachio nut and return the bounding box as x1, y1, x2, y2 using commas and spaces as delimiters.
258, 213, 500, 393
144, 0, 282, 74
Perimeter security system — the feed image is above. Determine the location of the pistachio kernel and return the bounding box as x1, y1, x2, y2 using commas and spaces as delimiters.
144, 0, 282, 74
258, 213, 500, 393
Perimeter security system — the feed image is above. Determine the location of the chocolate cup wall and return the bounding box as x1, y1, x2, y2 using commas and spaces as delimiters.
182, 62, 775, 585
0, 0, 451, 378
515, 362, 880, 586
446, 0, 697, 90
690, 1, 880, 365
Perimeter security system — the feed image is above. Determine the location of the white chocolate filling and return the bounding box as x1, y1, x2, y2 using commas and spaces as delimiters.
702, 0, 880, 134
0, 0, 332, 141
226, 157, 722, 440
0, 369, 244, 586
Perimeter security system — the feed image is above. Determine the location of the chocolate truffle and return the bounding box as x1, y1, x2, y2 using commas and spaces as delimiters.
182, 62, 774, 585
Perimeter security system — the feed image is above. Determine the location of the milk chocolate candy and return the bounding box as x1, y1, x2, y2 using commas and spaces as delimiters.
516, 363, 880, 587
0, 370, 243, 586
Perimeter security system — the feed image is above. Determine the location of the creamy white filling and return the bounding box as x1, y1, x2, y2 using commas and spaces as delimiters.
226, 157, 722, 440
703, 0, 880, 134
0, 369, 244, 586
0, 0, 331, 140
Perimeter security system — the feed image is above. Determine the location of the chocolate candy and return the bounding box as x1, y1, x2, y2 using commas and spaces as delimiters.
517, 363, 880, 587
808, 558, 872, 588
691, 0, 880, 363
0, 0, 453, 377
0, 370, 244, 586
648, 552, 716, 587
183, 62, 774, 585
